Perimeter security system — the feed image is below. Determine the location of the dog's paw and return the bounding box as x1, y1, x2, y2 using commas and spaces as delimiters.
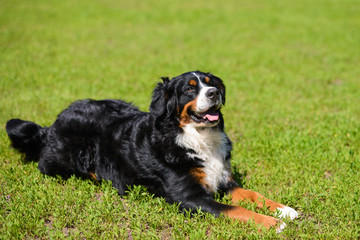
276, 206, 299, 220
276, 222, 287, 233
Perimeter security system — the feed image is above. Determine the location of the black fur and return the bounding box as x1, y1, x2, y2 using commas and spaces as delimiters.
6, 71, 239, 216
6, 119, 44, 160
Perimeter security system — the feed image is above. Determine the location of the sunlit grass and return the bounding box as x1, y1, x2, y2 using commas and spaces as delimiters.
1, 0, 360, 238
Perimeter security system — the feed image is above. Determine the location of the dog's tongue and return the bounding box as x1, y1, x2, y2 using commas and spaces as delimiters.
202, 111, 219, 121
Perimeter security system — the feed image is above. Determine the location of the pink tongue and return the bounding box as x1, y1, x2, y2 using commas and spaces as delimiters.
203, 113, 219, 121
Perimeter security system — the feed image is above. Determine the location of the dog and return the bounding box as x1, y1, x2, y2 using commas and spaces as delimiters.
6, 71, 298, 232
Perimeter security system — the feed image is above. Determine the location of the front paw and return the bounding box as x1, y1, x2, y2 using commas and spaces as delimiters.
258, 215, 286, 233
276, 206, 299, 220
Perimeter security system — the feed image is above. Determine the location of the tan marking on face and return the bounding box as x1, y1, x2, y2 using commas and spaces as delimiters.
189, 79, 197, 86
179, 97, 198, 127
205, 77, 210, 83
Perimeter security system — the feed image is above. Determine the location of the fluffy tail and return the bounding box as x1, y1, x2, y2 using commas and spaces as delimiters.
6, 119, 46, 161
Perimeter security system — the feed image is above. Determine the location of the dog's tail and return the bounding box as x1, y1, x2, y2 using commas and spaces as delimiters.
6, 119, 47, 161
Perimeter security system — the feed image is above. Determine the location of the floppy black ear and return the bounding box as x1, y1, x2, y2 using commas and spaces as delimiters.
210, 74, 226, 105
149, 77, 178, 128
149, 81, 167, 118
219, 81, 226, 105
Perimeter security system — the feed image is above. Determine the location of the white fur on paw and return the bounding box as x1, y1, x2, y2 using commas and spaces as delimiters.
276, 222, 287, 233
276, 206, 299, 220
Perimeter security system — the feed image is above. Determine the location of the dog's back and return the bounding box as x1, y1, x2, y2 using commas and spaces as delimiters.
6, 99, 151, 188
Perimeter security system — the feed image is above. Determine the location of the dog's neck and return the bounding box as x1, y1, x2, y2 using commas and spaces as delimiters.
176, 125, 225, 156
176, 124, 232, 193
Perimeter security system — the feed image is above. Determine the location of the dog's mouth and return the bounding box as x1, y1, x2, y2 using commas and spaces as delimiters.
190, 107, 220, 125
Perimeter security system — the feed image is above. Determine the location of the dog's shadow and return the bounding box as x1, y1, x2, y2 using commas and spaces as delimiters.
232, 166, 247, 188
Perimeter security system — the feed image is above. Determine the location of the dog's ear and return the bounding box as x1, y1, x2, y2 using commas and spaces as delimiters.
218, 81, 226, 105
149, 77, 171, 117
149, 77, 178, 127
210, 74, 226, 105
149, 80, 167, 118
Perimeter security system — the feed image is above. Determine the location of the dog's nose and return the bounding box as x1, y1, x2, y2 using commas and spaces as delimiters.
205, 88, 220, 101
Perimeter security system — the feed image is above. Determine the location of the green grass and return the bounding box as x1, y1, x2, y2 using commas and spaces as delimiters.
1, 0, 360, 238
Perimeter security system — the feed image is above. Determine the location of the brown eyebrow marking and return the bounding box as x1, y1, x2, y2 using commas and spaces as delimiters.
189, 79, 197, 86
205, 77, 210, 83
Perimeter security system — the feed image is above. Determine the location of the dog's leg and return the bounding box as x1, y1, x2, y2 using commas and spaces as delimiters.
223, 205, 284, 231
228, 186, 299, 220
179, 196, 284, 232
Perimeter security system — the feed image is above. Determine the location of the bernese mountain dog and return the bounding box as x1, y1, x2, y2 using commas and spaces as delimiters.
6, 71, 298, 232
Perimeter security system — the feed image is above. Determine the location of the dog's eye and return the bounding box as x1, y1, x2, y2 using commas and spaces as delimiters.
186, 86, 196, 92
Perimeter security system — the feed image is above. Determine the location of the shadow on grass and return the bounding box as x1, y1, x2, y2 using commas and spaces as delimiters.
232, 166, 248, 188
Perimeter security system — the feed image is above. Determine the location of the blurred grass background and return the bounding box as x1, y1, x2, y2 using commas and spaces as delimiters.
1, 0, 360, 238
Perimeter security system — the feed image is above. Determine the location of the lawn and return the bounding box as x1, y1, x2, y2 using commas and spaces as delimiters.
1, 0, 360, 238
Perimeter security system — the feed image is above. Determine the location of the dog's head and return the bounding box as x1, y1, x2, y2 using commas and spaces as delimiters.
150, 71, 226, 129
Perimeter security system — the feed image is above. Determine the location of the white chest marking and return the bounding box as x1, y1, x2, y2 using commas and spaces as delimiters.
176, 124, 231, 193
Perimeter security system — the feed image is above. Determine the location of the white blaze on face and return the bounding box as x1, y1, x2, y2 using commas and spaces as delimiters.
191, 72, 218, 113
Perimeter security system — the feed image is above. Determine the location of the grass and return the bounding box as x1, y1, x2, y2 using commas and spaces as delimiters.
1, 0, 360, 238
